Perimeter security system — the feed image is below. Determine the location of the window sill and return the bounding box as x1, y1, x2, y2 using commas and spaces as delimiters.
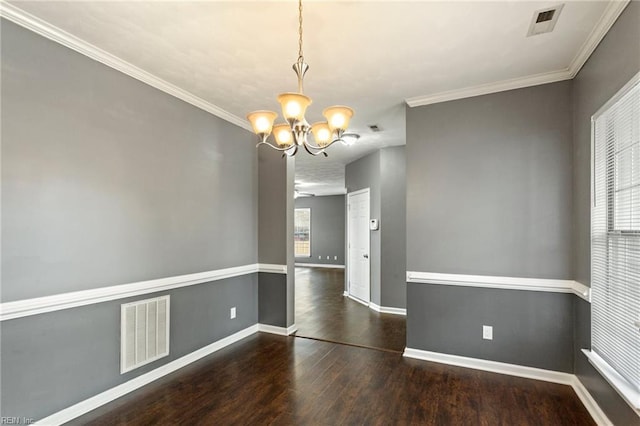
582, 349, 640, 413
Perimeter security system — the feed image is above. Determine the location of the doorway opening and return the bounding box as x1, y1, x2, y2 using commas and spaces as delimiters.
293, 188, 405, 353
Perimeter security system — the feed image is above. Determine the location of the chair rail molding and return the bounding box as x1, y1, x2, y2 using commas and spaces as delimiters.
406, 271, 590, 302
1, 263, 287, 321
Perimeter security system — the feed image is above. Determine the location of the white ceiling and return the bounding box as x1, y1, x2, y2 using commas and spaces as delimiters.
5, 1, 616, 195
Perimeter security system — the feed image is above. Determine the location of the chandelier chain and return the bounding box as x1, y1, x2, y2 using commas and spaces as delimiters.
298, 0, 304, 62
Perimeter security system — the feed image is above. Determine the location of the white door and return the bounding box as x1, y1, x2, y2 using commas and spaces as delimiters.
347, 189, 370, 304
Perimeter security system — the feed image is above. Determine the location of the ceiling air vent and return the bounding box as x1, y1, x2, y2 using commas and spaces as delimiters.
527, 4, 564, 37
368, 124, 382, 132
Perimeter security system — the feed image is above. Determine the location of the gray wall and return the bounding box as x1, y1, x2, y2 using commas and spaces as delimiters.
294, 195, 345, 265
405, 82, 574, 370
1, 276, 258, 421
573, 0, 640, 286
0, 19, 261, 420
258, 148, 287, 265
257, 148, 295, 328
407, 284, 573, 372
380, 147, 407, 308
572, 2, 640, 424
407, 81, 573, 278
1, 20, 258, 302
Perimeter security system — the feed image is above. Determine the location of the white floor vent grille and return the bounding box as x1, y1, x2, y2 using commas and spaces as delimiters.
121, 295, 170, 374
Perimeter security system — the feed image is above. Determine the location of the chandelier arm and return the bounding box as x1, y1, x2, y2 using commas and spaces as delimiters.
304, 137, 343, 151
283, 145, 298, 157
301, 141, 328, 157
256, 140, 298, 152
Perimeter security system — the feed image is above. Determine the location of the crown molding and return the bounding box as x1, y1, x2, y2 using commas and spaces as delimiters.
0, 1, 252, 132
567, 0, 630, 78
405, 68, 572, 107
406, 0, 630, 108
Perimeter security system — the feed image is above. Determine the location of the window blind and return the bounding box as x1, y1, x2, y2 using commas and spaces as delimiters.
591, 75, 640, 404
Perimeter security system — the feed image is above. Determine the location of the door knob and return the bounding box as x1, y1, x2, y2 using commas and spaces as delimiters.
363, 254, 369, 259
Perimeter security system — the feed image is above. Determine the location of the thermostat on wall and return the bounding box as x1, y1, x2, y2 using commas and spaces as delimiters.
369, 219, 379, 231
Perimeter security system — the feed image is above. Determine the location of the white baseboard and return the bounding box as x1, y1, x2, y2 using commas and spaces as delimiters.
403, 348, 612, 426
344, 293, 370, 307
35, 324, 259, 425
295, 263, 345, 269
369, 302, 406, 316
341, 294, 406, 316
570, 376, 614, 426
258, 323, 298, 336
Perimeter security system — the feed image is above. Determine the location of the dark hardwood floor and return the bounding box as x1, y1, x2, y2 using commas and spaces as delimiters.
69, 333, 594, 425
294, 266, 406, 352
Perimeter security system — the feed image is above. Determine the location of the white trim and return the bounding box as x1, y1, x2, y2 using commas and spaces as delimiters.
403, 348, 613, 426
567, 1, 630, 79
0, 2, 250, 131
403, 348, 573, 384
1, 263, 286, 321
406, 69, 571, 107
405, 1, 630, 108
258, 323, 298, 336
571, 375, 616, 426
257, 263, 288, 274
295, 263, 345, 269
593, 71, 640, 120
369, 302, 406, 316
583, 350, 640, 413
35, 324, 259, 426
346, 188, 371, 304
347, 188, 371, 197
343, 291, 349, 297
1, 0, 628, 119
345, 293, 369, 307
406, 271, 591, 302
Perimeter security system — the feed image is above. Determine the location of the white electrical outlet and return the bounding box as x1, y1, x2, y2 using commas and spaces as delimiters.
318, 256, 321, 259
230, 307, 236, 319
326, 256, 329, 259
483, 325, 493, 340
334, 256, 337, 260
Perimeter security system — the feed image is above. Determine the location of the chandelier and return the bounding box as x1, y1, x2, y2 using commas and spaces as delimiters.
246, 0, 355, 157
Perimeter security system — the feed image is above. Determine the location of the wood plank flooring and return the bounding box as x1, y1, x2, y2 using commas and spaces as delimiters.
69, 333, 594, 425
294, 266, 406, 352
68, 267, 594, 425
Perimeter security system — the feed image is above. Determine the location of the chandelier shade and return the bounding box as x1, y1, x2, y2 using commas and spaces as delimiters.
310, 122, 332, 147
323, 106, 354, 134
246, 110, 277, 137
277, 93, 312, 123
273, 123, 294, 147
246, 0, 356, 157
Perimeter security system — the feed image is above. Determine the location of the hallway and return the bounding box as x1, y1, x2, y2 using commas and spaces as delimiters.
294, 266, 406, 352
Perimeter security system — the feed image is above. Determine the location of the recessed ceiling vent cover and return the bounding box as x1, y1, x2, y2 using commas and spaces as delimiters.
527, 4, 564, 36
